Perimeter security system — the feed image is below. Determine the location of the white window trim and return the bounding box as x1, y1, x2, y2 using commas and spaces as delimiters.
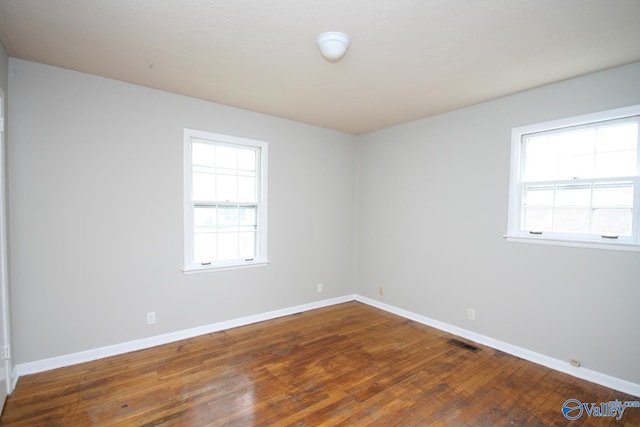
183, 128, 269, 272
506, 104, 640, 252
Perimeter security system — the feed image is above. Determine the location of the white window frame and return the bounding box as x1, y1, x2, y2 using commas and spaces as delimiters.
506, 105, 640, 252
183, 128, 269, 272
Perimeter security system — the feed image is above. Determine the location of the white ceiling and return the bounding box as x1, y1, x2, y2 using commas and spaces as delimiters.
1, 0, 639, 135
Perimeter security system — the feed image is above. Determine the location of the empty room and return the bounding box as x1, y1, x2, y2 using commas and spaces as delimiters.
0, 1, 639, 425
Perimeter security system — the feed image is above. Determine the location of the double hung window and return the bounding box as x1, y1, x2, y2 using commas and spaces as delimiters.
507, 105, 640, 251
184, 129, 268, 271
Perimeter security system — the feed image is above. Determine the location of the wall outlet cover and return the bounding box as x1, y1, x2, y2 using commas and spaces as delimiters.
147, 312, 156, 325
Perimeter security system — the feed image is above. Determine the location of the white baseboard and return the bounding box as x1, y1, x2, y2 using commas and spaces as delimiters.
10, 365, 18, 393
16, 295, 356, 378
355, 295, 640, 398
14, 293, 640, 399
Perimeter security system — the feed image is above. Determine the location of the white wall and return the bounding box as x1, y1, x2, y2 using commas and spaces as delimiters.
356, 61, 640, 384
7, 59, 357, 364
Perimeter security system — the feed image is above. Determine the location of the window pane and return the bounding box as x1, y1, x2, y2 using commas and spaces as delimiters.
556, 130, 595, 179
524, 159, 555, 182
558, 129, 596, 156
592, 183, 633, 207
218, 206, 238, 229
522, 120, 638, 182
239, 232, 255, 259
194, 207, 217, 230
194, 233, 216, 263
218, 232, 238, 260
554, 185, 591, 207
217, 175, 237, 201
239, 206, 256, 226
553, 208, 590, 233
594, 150, 636, 177
523, 186, 554, 206
523, 134, 559, 181
192, 141, 216, 167
591, 209, 632, 236
192, 172, 216, 201
557, 154, 593, 179
238, 176, 256, 202
238, 149, 256, 173
525, 134, 558, 161
596, 122, 638, 153
216, 145, 237, 170
523, 207, 553, 231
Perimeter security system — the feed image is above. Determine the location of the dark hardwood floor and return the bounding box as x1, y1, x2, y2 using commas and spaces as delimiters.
1, 302, 638, 426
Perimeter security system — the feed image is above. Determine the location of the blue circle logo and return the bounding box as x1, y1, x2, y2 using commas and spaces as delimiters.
562, 399, 583, 420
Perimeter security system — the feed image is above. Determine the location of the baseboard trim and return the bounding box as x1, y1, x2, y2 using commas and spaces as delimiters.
14, 293, 640, 398
355, 295, 640, 398
9, 365, 18, 393
16, 294, 356, 378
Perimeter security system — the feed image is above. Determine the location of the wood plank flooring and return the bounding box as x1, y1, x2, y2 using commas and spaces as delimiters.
1, 302, 638, 426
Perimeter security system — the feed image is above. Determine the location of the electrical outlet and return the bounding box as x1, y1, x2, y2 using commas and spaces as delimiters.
379, 287, 384, 296
317, 283, 323, 293
147, 312, 156, 325
467, 308, 476, 321
570, 358, 581, 367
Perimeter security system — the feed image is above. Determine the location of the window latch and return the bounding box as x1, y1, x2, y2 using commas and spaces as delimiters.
201, 262, 212, 266
529, 231, 543, 235
601, 235, 619, 240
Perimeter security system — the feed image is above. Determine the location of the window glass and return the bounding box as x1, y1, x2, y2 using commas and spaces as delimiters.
508, 106, 640, 250
184, 129, 268, 271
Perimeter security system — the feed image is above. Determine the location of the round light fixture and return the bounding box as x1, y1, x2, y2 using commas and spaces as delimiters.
317, 32, 350, 62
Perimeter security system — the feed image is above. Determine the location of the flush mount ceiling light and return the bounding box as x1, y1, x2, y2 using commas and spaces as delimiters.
317, 32, 350, 62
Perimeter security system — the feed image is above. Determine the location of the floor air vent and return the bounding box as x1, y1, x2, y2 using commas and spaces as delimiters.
447, 338, 480, 353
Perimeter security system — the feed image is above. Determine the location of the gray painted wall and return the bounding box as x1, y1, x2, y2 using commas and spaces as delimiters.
356, 62, 640, 384
7, 59, 357, 364
0, 43, 6, 91
0, 36, 12, 396
5, 55, 640, 386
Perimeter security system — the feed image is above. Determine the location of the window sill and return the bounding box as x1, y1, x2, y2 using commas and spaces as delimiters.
504, 235, 640, 252
183, 260, 270, 274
